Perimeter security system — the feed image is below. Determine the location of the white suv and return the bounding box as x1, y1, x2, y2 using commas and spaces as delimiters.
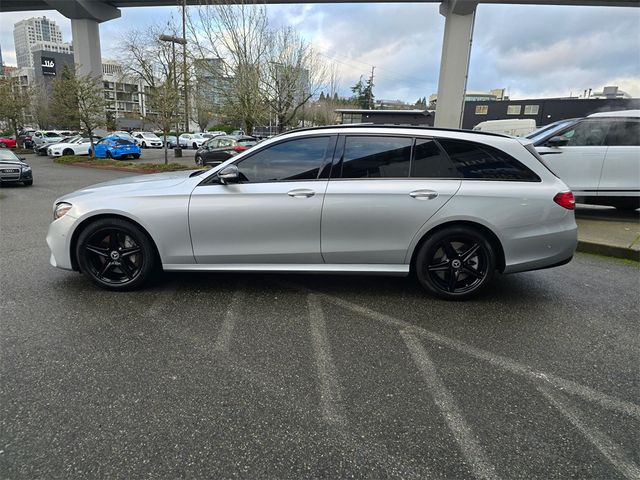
533, 110, 639, 210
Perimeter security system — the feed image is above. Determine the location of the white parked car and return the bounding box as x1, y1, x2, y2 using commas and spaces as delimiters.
179, 133, 206, 149
47, 136, 98, 157
32, 130, 66, 150
533, 110, 640, 210
473, 119, 537, 137
132, 132, 163, 149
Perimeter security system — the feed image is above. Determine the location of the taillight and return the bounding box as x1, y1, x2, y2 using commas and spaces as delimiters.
233, 145, 247, 152
554, 191, 575, 210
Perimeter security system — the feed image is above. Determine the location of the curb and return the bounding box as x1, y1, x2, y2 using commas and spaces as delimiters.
577, 240, 640, 262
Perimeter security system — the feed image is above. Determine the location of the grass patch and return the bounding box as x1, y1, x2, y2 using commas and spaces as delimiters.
53, 156, 192, 173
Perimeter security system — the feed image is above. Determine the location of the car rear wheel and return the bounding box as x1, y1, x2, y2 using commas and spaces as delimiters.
76, 218, 157, 290
106, 150, 112, 159
415, 226, 496, 300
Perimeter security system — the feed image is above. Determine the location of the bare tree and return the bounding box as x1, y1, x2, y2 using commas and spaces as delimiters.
188, 0, 269, 135
313, 62, 342, 126
262, 27, 326, 133
147, 79, 180, 164
0, 77, 31, 139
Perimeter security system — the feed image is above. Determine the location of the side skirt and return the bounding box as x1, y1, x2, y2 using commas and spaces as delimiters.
162, 263, 410, 276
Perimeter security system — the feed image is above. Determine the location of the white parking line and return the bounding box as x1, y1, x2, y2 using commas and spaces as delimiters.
213, 289, 245, 353
401, 330, 499, 480
317, 292, 640, 421
539, 386, 640, 480
308, 294, 347, 427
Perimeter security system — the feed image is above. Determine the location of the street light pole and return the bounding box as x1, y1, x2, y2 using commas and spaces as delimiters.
182, 0, 189, 138
159, 32, 187, 157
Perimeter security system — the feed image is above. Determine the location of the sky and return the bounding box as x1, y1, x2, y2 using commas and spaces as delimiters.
1, 2, 639, 102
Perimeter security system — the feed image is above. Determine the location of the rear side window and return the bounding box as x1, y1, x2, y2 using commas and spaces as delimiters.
437, 139, 539, 181
604, 120, 640, 146
341, 136, 411, 178
411, 139, 459, 178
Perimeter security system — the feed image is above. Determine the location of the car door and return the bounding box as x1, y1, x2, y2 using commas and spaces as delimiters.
189, 135, 335, 264
93, 139, 107, 157
321, 135, 461, 264
599, 119, 640, 195
536, 119, 609, 194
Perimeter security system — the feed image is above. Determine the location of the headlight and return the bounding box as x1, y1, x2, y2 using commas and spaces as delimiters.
53, 202, 72, 220
22, 165, 31, 172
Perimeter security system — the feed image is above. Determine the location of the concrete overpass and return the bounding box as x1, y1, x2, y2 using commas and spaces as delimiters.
1, 0, 637, 128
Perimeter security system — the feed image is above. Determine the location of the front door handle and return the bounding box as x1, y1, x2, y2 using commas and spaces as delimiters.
409, 190, 438, 200
287, 189, 315, 198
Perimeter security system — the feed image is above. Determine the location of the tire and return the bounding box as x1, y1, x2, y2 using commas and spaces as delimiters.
133, 154, 140, 159
195, 155, 203, 166
76, 218, 157, 290
62, 149, 74, 156
193, 142, 198, 149
106, 150, 112, 159
142, 142, 147, 149
415, 226, 496, 300
23, 180, 33, 186
0, 142, 6, 148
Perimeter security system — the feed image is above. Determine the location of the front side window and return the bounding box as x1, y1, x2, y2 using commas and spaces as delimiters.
437, 139, 539, 181
604, 120, 640, 146
340, 136, 411, 178
236, 136, 330, 183
558, 120, 608, 146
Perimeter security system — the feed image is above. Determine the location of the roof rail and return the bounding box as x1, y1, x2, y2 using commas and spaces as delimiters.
283, 123, 511, 138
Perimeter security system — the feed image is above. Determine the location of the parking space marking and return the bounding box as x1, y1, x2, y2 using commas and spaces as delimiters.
308, 294, 347, 427
213, 289, 245, 353
539, 386, 640, 480
316, 292, 640, 421
401, 330, 499, 480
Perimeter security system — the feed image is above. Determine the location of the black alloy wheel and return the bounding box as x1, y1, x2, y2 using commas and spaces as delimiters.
195, 154, 203, 166
76, 218, 157, 290
416, 226, 496, 300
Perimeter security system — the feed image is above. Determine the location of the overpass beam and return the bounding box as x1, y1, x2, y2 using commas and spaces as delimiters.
434, 0, 478, 129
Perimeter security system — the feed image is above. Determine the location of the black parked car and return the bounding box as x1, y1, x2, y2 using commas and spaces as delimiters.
195, 135, 258, 166
0, 149, 33, 186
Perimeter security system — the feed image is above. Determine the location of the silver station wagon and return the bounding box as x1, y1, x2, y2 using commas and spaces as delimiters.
47, 125, 578, 299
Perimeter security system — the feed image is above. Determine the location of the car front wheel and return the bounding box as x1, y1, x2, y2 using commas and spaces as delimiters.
76, 218, 157, 290
415, 226, 496, 300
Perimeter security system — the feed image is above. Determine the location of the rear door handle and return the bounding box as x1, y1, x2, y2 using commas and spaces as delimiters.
287, 189, 315, 198
409, 190, 438, 200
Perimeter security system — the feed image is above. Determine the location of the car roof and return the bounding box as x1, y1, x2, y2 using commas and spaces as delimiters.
284, 123, 511, 139
587, 109, 640, 118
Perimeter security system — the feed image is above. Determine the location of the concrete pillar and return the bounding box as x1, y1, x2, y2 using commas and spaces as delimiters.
71, 18, 103, 78
434, 0, 478, 129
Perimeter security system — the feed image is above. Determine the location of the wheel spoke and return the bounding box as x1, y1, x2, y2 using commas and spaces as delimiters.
109, 231, 119, 250
97, 261, 113, 279
119, 259, 134, 280
85, 245, 109, 257
462, 266, 483, 279
447, 269, 459, 292
120, 246, 141, 257
442, 241, 457, 260
427, 260, 449, 272
461, 243, 480, 263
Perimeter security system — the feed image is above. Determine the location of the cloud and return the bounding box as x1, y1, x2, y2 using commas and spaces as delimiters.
1, 3, 638, 103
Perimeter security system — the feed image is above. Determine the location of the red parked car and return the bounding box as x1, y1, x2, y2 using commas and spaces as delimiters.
0, 136, 17, 149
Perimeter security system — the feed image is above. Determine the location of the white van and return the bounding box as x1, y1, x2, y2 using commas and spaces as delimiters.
473, 119, 537, 137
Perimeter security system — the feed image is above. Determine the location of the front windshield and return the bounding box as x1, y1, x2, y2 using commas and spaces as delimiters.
45, 132, 61, 138
525, 120, 574, 143
143, 132, 159, 139
0, 150, 20, 161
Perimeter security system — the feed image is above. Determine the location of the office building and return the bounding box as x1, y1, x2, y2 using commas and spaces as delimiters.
14, 16, 72, 69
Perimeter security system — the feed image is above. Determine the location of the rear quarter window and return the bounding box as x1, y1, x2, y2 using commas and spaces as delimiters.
437, 139, 540, 181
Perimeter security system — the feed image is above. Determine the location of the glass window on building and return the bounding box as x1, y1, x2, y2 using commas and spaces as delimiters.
524, 105, 539, 115
507, 105, 521, 115
475, 105, 488, 115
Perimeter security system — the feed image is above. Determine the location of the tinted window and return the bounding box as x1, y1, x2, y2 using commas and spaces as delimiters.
437, 139, 539, 181
604, 120, 640, 146
236, 136, 329, 183
115, 139, 133, 145
341, 136, 411, 178
411, 139, 458, 178
558, 120, 608, 146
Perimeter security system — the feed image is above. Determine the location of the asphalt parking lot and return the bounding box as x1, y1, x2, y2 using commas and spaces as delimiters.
1, 156, 639, 479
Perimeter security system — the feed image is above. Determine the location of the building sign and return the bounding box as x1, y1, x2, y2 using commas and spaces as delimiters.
41, 57, 56, 76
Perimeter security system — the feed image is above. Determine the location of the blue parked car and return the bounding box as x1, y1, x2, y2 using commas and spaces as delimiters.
89, 136, 141, 160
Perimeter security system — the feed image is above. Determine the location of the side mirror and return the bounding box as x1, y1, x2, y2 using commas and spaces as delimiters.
218, 165, 239, 184
547, 136, 569, 147
19, 157, 26, 161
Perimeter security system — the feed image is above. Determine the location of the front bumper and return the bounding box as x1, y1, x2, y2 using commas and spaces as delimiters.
0, 168, 31, 182
46, 214, 77, 270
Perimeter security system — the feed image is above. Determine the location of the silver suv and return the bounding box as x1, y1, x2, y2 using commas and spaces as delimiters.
47, 125, 578, 299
